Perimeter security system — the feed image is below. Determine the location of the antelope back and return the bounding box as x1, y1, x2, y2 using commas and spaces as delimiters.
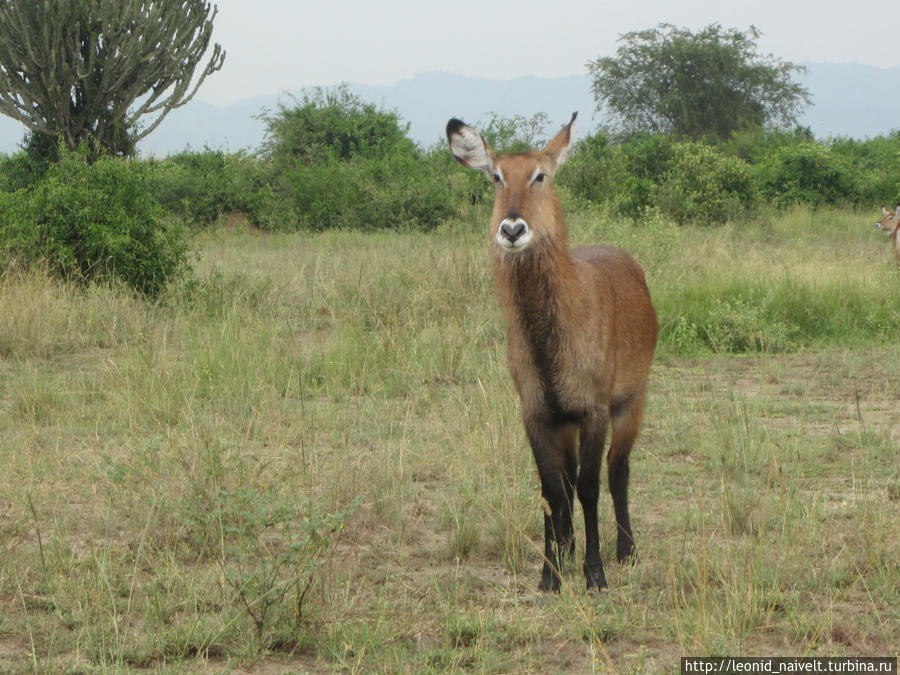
448, 114, 577, 255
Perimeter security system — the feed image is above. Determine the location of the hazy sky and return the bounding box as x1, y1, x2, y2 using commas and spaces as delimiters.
198, 0, 900, 105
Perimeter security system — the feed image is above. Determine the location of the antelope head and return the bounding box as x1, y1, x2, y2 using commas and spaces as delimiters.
447, 113, 577, 255
875, 206, 899, 234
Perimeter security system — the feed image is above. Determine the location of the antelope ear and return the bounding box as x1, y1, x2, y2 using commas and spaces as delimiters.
544, 112, 577, 169
883, 206, 892, 216
447, 119, 495, 176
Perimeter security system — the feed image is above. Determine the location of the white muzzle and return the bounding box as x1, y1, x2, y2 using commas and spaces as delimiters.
496, 217, 533, 251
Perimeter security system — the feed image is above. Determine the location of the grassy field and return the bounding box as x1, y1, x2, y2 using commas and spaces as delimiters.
0, 207, 898, 673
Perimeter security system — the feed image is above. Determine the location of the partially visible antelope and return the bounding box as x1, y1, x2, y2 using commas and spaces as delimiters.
875, 206, 900, 262
447, 113, 658, 592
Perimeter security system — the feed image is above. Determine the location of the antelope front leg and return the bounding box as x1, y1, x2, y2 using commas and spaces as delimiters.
526, 420, 577, 592
578, 414, 609, 591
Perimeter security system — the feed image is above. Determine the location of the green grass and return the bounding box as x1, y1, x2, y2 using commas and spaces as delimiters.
0, 207, 898, 672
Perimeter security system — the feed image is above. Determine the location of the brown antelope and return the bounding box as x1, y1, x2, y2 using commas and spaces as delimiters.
875, 206, 900, 261
447, 113, 658, 592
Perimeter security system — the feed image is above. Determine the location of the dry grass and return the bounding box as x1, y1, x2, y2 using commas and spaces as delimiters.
0, 208, 897, 672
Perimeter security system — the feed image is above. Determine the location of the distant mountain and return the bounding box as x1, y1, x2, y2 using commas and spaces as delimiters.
351, 72, 598, 148
0, 97, 273, 157
0, 64, 897, 157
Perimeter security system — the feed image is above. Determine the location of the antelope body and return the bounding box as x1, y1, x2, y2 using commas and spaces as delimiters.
447, 113, 658, 592
875, 206, 900, 261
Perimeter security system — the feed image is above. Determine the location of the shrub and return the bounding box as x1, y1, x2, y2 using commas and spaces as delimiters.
615, 134, 676, 218
828, 133, 900, 207
0, 150, 190, 297
254, 89, 463, 231
558, 131, 625, 206
0, 132, 61, 192
269, 150, 459, 231
719, 126, 815, 164
427, 145, 492, 213
146, 149, 262, 226
756, 143, 859, 207
259, 85, 417, 165
653, 143, 757, 224
0, 153, 32, 193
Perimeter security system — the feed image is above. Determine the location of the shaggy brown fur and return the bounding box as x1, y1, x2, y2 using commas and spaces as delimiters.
448, 114, 658, 591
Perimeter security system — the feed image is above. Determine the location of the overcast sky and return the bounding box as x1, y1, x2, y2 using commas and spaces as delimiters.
197, 0, 900, 105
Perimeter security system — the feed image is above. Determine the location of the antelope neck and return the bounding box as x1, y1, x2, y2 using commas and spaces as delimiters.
497, 243, 581, 422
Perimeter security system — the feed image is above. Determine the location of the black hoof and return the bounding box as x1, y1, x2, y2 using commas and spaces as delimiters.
617, 541, 637, 565
538, 575, 561, 593
583, 565, 608, 592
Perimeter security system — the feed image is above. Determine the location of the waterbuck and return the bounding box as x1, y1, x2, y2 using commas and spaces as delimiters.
875, 206, 900, 261
447, 113, 658, 592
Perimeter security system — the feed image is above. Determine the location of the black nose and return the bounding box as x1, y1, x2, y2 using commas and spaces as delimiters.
500, 221, 526, 242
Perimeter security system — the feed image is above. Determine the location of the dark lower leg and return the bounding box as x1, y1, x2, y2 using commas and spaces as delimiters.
539, 512, 562, 592
538, 469, 580, 591
560, 459, 577, 560
609, 395, 644, 565
609, 456, 635, 563
528, 422, 577, 592
578, 473, 607, 590
578, 419, 608, 591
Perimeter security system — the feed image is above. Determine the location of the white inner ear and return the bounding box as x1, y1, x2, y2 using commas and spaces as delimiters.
450, 126, 493, 174
557, 120, 576, 166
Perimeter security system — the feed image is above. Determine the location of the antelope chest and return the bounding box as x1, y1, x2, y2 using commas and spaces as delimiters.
507, 323, 599, 424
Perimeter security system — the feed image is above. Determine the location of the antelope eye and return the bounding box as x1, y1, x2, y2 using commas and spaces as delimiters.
533, 173, 546, 183
491, 173, 502, 184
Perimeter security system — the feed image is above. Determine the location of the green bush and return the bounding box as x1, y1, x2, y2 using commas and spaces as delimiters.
267, 150, 460, 231
146, 149, 262, 226
558, 131, 624, 206
260, 85, 417, 164
559, 128, 896, 218
756, 143, 859, 207
0, 132, 61, 192
0, 153, 34, 193
562, 132, 671, 219
253, 88, 464, 231
828, 133, 900, 206
719, 126, 815, 164
653, 143, 757, 224
615, 134, 676, 218
0, 151, 190, 297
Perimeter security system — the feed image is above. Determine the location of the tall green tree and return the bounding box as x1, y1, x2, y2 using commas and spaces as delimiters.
259, 85, 416, 165
0, 0, 224, 159
588, 24, 810, 140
